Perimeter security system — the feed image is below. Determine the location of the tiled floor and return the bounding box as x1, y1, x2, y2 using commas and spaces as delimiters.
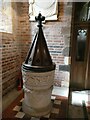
2, 86, 69, 111
68, 90, 90, 119
3, 86, 90, 119
52, 86, 69, 97
71, 90, 90, 106
14, 97, 66, 119
2, 91, 68, 119
2, 86, 68, 119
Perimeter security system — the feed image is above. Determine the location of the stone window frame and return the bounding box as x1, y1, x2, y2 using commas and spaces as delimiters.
29, 0, 58, 21
0, 0, 12, 33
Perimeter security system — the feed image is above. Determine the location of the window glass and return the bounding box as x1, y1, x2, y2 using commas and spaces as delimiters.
76, 29, 87, 61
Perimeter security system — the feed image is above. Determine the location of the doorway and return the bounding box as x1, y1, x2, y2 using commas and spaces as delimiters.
70, 2, 90, 90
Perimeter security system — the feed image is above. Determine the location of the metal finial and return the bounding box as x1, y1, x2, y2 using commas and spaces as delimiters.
35, 13, 45, 27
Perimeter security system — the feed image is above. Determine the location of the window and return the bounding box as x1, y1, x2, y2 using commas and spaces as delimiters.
29, 0, 58, 21
0, 0, 12, 33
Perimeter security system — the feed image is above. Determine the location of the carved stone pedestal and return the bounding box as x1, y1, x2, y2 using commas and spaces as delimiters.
22, 70, 55, 117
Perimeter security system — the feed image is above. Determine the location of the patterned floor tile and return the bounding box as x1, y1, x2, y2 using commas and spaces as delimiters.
51, 108, 59, 114
31, 117, 40, 120
54, 100, 61, 105
3, 92, 68, 119
20, 98, 24, 102
15, 111, 25, 118
13, 105, 21, 111
51, 96, 56, 100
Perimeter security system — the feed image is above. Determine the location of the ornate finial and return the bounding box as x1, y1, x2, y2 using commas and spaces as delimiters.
35, 13, 45, 27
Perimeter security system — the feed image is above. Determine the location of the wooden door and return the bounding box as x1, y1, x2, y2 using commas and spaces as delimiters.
70, 23, 90, 89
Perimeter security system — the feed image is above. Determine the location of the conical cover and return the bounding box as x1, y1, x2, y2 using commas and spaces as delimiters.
22, 13, 55, 72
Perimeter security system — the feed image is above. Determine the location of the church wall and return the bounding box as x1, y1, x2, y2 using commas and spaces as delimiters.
2, 2, 22, 95
19, 2, 72, 87
2, 1, 72, 95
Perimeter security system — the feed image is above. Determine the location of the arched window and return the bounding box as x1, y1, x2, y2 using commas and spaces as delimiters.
0, 0, 12, 33
29, 0, 58, 21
